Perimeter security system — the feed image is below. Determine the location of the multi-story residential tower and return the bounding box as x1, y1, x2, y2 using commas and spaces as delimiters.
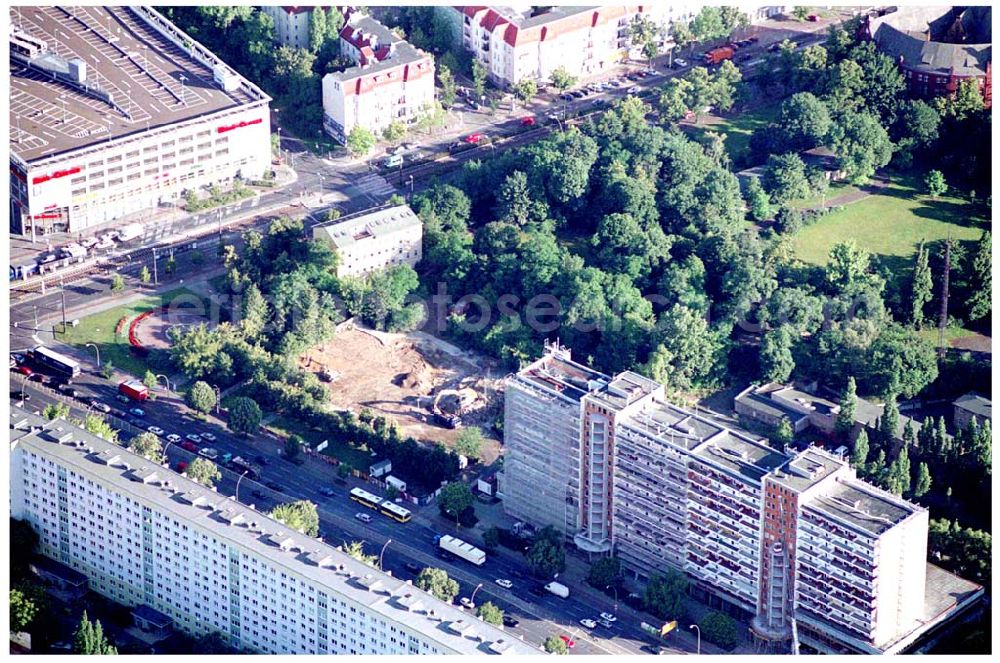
10, 409, 537, 655
503, 345, 982, 655
321, 14, 435, 143
311, 204, 422, 278
9, 6, 271, 238
261, 6, 317, 49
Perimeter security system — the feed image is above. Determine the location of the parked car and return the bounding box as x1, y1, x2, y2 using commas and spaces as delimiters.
185, 434, 202, 444
14, 365, 33, 377
11, 391, 30, 401
673, 58, 688, 68
627, 85, 641, 94
180, 441, 198, 452
129, 407, 145, 417
580, 618, 597, 629
502, 615, 520, 628
166, 433, 181, 443
147, 426, 164, 436
319, 487, 336, 497
559, 635, 575, 649
520, 116, 536, 127
90, 401, 111, 413
201, 432, 216, 442
463, 132, 486, 144
600, 612, 617, 623
115, 394, 130, 404
808, 14, 820, 22
355, 512, 372, 523
495, 578, 513, 589
571, 90, 586, 98
459, 597, 474, 609
10, 353, 25, 365
560, 93, 574, 101
598, 618, 615, 629
592, 98, 607, 107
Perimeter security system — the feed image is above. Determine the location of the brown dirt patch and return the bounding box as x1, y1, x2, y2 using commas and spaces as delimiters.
300, 327, 504, 463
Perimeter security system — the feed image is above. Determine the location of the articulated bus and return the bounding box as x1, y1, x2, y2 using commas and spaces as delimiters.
349, 487, 383, 510
379, 500, 412, 523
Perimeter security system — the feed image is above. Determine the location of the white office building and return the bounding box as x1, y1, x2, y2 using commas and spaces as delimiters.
312, 204, 422, 278
9, 409, 537, 655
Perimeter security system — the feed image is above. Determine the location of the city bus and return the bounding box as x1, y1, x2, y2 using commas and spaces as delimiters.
349, 487, 383, 510
378, 500, 412, 523
29, 345, 81, 379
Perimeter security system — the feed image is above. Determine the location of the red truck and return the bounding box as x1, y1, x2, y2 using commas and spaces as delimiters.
703, 46, 734, 65
118, 379, 149, 402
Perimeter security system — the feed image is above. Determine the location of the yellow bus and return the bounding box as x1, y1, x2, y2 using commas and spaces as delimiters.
349, 487, 382, 510
379, 500, 412, 523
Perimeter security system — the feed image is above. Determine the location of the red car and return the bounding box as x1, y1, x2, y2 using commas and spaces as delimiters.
463, 132, 486, 144
520, 116, 536, 127
181, 441, 198, 452
807, 14, 819, 22
176, 461, 188, 473
14, 365, 33, 377
559, 635, 575, 649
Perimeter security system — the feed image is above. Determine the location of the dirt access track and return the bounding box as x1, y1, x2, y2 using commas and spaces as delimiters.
299, 326, 504, 463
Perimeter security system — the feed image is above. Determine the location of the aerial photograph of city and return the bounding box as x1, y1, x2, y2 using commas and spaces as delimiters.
7, 3, 991, 657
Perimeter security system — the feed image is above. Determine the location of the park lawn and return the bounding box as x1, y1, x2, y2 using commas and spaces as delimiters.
682, 101, 782, 165
54, 287, 204, 379
791, 175, 988, 267
266, 414, 372, 470
786, 181, 861, 210
916, 326, 977, 346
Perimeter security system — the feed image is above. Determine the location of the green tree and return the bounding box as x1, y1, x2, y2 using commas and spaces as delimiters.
587, 556, 621, 590
110, 273, 126, 293
186, 457, 222, 488
700, 611, 739, 650
544, 635, 568, 655
778, 92, 831, 150
73, 611, 118, 655
658, 78, 691, 124
383, 121, 407, 143
965, 231, 991, 322
438, 481, 474, 522
284, 434, 302, 460
910, 241, 933, 329
792, 6, 810, 21
880, 393, 900, 440
128, 432, 166, 464
868, 448, 887, 481
512, 79, 538, 107
337, 462, 353, 479
308, 5, 327, 53
644, 304, 728, 392
454, 427, 484, 460
42, 402, 70, 421
683, 66, 714, 124
762, 152, 810, 204
886, 446, 911, 495
476, 601, 504, 626
471, 59, 487, 98
691, 6, 726, 41
712, 60, 742, 113
186, 381, 217, 415
140, 370, 156, 390
864, 323, 938, 399
643, 570, 688, 621
913, 462, 932, 498
415, 567, 460, 603
10, 519, 39, 583
438, 65, 458, 108
629, 15, 660, 64
924, 169, 947, 198
933, 78, 985, 121
10, 586, 40, 633
346, 126, 377, 157
164, 256, 176, 275
228, 396, 262, 435
269, 500, 319, 536
837, 378, 859, 438
828, 110, 894, 184
773, 418, 795, 449
527, 525, 566, 577
83, 414, 118, 444
493, 170, 538, 226
550, 66, 576, 93
759, 325, 796, 383
342, 540, 377, 566
483, 526, 500, 551
851, 428, 869, 469
139, 266, 151, 284
744, 177, 772, 221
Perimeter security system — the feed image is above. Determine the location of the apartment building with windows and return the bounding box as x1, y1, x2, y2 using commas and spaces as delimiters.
503, 345, 982, 654
9, 409, 537, 655
9, 6, 271, 238
261, 6, 316, 49
321, 14, 435, 144
311, 204, 422, 278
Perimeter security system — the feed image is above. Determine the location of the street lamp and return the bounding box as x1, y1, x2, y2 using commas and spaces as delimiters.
155, 374, 171, 391
689, 624, 701, 655
85, 343, 100, 370
212, 384, 221, 414
407, 175, 414, 201
20, 375, 29, 406
152, 248, 158, 285
469, 582, 484, 609
607, 585, 619, 615
235, 470, 249, 502
378, 539, 392, 571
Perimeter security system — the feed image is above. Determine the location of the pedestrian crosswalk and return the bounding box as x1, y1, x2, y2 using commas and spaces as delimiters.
354, 173, 398, 201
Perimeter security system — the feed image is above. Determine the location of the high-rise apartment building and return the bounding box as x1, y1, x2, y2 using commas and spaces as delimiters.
10, 409, 536, 655
502, 344, 981, 654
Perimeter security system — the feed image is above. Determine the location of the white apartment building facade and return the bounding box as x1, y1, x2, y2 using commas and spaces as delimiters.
9, 6, 271, 238
322, 14, 435, 144
260, 6, 315, 49
10, 409, 537, 655
502, 344, 975, 654
312, 204, 422, 278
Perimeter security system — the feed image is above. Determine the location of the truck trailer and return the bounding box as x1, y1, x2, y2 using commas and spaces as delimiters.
544, 581, 570, 598
438, 535, 486, 566
703, 46, 734, 65
118, 380, 149, 401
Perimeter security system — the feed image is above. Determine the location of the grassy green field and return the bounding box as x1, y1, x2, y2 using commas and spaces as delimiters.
683, 101, 781, 165
786, 181, 861, 210
54, 288, 204, 379
267, 414, 372, 470
792, 175, 988, 267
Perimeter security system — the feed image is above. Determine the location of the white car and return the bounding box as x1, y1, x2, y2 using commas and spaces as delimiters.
165, 434, 181, 443
627, 85, 641, 94
91, 401, 111, 414
495, 578, 513, 589
185, 434, 202, 444
147, 426, 164, 436
354, 512, 372, 523
459, 597, 474, 609
580, 618, 597, 629
674, 58, 689, 68
600, 612, 617, 623
201, 432, 217, 442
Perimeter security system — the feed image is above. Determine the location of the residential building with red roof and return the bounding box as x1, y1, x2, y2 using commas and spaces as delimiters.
322, 13, 435, 144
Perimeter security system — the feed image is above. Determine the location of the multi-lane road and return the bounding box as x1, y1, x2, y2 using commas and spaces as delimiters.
12, 372, 686, 656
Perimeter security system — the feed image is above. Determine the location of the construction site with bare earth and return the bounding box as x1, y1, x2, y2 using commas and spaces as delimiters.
298, 325, 505, 463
